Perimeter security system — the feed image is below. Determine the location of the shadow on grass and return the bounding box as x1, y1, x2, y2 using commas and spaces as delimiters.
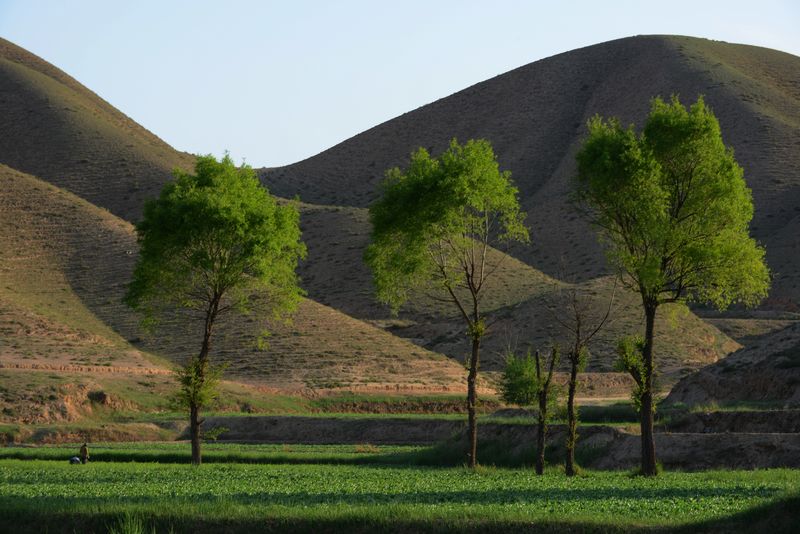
2, 493, 798, 534
677, 491, 800, 534
0, 429, 611, 468
0, 483, 779, 508
0, 511, 646, 534
0, 435, 468, 466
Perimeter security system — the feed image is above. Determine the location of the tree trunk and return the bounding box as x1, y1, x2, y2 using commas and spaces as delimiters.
189, 301, 216, 466
565, 358, 579, 476
536, 392, 547, 475
466, 335, 480, 468
190, 402, 201, 466
640, 303, 658, 476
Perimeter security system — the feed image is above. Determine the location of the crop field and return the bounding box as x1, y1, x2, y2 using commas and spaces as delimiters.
0, 444, 798, 533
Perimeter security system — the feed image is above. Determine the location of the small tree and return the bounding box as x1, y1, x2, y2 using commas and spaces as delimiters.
575, 96, 770, 475
365, 138, 529, 468
616, 335, 647, 412
125, 154, 305, 465
500, 347, 560, 475
547, 283, 615, 476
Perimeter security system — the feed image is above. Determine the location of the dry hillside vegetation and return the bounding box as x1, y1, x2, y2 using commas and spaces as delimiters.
0, 165, 465, 396
294, 203, 737, 384
0, 164, 155, 371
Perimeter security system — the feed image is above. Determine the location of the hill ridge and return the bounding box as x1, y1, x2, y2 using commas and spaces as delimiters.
260, 34, 800, 306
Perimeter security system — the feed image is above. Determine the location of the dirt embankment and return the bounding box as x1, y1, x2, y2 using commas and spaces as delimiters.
203, 415, 800, 470
590, 432, 800, 471
1, 383, 136, 425
1, 423, 173, 445
203, 416, 467, 445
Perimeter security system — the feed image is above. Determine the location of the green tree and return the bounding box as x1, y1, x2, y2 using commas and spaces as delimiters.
365, 138, 529, 468
500, 347, 559, 475
574, 96, 770, 475
125, 154, 305, 465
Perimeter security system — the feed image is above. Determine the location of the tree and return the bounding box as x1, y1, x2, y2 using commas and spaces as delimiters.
500, 347, 560, 475
365, 138, 529, 468
125, 154, 305, 465
546, 282, 615, 476
574, 96, 770, 475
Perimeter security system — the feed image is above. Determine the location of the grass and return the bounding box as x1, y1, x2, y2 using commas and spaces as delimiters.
0, 433, 645, 469
0, 442, 423, 465
0, 458, 797, 533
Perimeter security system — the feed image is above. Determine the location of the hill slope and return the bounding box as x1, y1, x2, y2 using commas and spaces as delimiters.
665, 321, 800, 407
261, 35, 800, 306
294, 202, 737, 382
0, 164, 467, 402
0, 37, 194, 222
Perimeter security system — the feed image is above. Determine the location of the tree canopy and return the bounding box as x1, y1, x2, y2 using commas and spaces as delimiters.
575, 96, 769, 309
366, 138, 529, 317
125, 154, 306, 332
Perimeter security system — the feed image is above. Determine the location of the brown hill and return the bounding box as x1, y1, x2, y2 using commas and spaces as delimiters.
294, 202, 737, 384
0, 37, 193, 222
664, 321, 800, 407
0, 164, 467, 405
261, 35, 800, 307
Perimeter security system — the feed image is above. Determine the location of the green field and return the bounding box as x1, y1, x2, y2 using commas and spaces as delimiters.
0, 443, 423, 465
0, 444, 798, 533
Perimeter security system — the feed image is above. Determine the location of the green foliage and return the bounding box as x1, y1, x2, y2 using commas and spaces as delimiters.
499, 349, 560, 413
201, 426, 230, 442
575, 345, 589, 373
574, 95, 770, 309
365, 138, 529, 315
615, 336, 647, 412
500, 351, 538, 407
174, 357, 226, 412
124, 153, 306, 331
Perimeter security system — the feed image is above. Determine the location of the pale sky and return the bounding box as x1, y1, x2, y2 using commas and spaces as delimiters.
1, 0, 798, 167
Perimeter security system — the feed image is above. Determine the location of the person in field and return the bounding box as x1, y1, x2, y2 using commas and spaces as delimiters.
79, 442, 89, 464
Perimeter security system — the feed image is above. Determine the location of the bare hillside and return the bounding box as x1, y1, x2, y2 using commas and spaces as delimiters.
0, 164, 466, 394
0, 38, 194, 222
